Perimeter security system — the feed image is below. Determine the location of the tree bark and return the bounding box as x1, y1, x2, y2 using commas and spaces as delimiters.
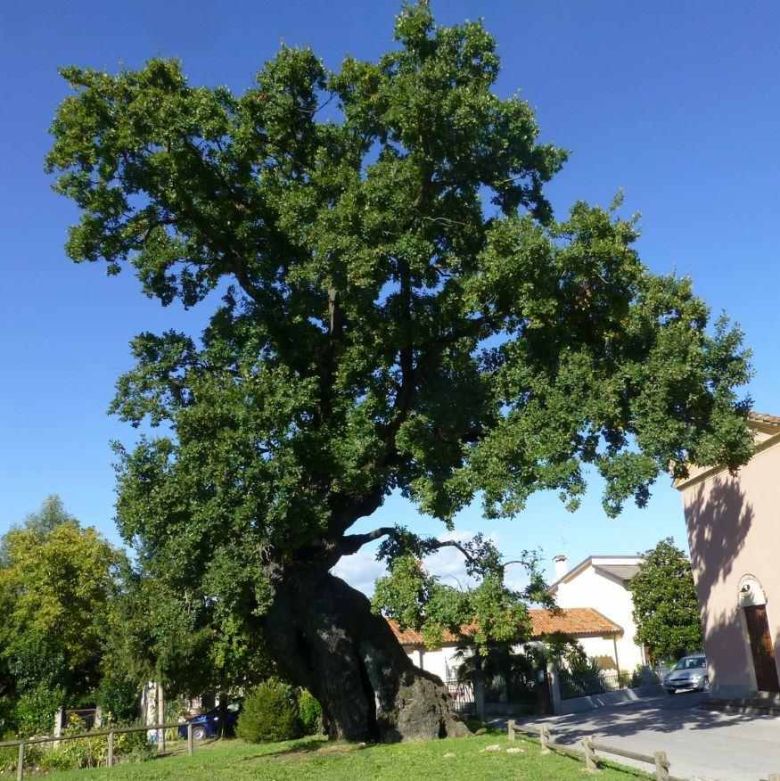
264, 568, 469, 742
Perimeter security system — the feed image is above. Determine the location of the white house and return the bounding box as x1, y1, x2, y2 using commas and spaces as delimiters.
549, 554, 646, 675
390, 607, 623, 682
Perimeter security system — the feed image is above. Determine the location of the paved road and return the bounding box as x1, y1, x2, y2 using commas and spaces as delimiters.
521, 693, 780, 781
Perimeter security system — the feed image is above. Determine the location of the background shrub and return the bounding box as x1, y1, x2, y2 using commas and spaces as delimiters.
631, 664, 660, 688
0, 699, 16, 737
36, 717, 105, 771
0, 739, 41, 774
237, 679, 300, 743
559, 655, 605, 699
296, 689, 322, 735
96, 675, 140, 724
113, 730, 155, 764
35, 718, 154, 772
14, 684, 64, 737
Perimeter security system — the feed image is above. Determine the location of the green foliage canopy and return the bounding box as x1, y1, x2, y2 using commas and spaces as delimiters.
372, 536, 549, 652
629, 537, 704, 662
0, 498, 123, 731
102, 566, 272, 706
46, 3, 752, 659
0, 494, 74, 567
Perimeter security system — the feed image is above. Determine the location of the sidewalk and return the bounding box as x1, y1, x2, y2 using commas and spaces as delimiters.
518, 692, 780, 781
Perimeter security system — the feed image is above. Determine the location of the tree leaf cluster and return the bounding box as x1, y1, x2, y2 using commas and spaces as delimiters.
371, 537, 546, 654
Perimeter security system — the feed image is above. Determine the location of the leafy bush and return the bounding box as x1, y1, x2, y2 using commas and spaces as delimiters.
113, 729, 155, 765
14, 684, 64, 737
237, 679, 301, 743
0, 698, 16, 737
35, 716, 104, 771
0, 738, 42, 774
297, 689, 322, 735
96, 675, 140, 724
35, 718, 154, 772
38, 737, 106, 771
631, 664, 660, 688
559, 655, 605, 699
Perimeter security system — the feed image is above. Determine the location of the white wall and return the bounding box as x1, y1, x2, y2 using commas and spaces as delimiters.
578, 635, 621, 667
406, 638, 620, 681
554, 560, 646, 673
404, 646, 464, 682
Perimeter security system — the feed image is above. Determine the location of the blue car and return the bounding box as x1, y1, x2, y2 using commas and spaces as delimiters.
178, 704, 240, 740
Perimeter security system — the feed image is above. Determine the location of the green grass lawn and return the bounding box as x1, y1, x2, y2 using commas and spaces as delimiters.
40, 732, 649, 781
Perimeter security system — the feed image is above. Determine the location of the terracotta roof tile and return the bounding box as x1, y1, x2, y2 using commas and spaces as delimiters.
388, 607, 622, 647
530, 607, 622, 638
390, 623, 460, 645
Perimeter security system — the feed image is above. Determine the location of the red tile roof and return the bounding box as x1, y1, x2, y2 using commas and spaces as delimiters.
388, 607, 622, 647
530, 607, 621, 637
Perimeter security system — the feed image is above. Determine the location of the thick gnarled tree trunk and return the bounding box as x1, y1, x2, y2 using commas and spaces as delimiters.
264, 568, 469, 742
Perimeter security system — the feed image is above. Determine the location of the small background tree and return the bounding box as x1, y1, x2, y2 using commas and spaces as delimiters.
0, 497, 123, 734
629, 538, 703, 663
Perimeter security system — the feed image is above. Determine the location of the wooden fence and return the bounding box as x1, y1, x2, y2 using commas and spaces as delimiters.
8, 717, 780, 781
0, 721, 195, 780
507, 719, 681, 781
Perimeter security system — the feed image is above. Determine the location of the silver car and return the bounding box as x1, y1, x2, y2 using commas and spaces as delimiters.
663, 653, 708, 694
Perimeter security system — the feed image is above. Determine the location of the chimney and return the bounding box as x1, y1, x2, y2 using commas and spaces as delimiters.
553, 554, 569, 580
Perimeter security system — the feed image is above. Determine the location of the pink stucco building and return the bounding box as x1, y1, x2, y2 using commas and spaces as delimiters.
677, 412, 780, 699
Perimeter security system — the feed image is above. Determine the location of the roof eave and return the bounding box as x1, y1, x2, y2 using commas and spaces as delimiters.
675, 425, 780, 492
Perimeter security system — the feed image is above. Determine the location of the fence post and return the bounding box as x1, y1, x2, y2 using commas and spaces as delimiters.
582, 737, 598, 772
547, 662, 562, 715
187, 722, 194, 756
107, 730, 114, 768
539, 725, 551, 754
16, 741, 24, 781
507, 719, 515, 741
654, 750, 670, 781
157, 683, 165, 752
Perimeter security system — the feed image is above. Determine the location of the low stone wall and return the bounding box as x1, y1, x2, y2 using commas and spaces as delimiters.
558, 684, 664, 715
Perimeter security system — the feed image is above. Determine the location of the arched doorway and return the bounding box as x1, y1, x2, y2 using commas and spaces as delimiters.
738, 575, 780, 693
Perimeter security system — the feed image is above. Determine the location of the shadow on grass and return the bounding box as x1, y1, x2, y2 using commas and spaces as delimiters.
151, 736, 222, 760
239, 735, 345, 763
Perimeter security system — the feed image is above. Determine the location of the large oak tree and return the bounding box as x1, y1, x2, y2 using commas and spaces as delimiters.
47, 3, 752, 741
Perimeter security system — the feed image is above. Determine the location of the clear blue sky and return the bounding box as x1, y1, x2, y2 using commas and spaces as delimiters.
1, 1, 778, 586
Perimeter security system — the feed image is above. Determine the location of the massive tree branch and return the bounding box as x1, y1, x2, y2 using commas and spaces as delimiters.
339, 526, 396, 557
328, 485, 385, 538
425, 539, 478, 567
337, 527, 479, 570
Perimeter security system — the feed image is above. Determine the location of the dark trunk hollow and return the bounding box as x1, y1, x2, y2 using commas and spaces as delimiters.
264, 568, 469, 742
